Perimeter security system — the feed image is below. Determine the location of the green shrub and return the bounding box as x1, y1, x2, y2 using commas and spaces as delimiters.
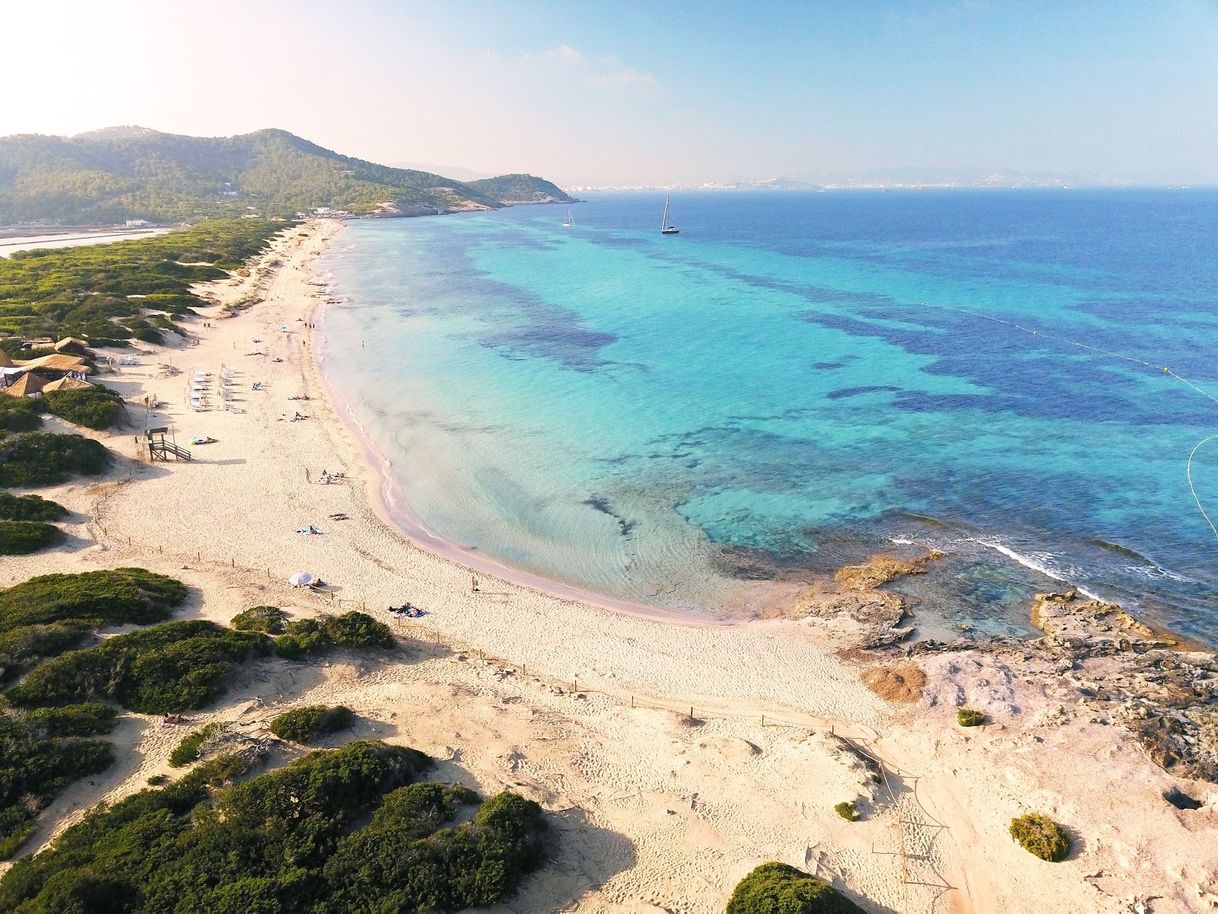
727, 862, 866, 913
834, 801, 860, 822
0, 711, 114, 858
0, 492, 67, 521
0, 568, 186, 633
43, 386, 126, 430
131, 326, 162, 344
231, 605, 286, 634
0, 622, 92, 683
269, 705, 355, 743
957, 708, 987, 727
0, 520, 62, 554
25, 703, 117, 737
0, 408, 42, 433
0, 739, 548, 913
274, 612, 393, 659
6, 620, 271, 714
1009, 812, 1071, 862
169, 722, 223, 767
0, 432, 109, 486
323, 611, 394, 649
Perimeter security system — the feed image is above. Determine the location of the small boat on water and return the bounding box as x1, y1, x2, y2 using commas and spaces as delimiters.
660, 195, 679, 235
562, 208, 575, 228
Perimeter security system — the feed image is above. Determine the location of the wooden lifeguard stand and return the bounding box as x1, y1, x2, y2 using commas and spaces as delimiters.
145, 426, 191, 461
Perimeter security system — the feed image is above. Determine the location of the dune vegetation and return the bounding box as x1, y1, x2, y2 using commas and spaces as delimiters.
269, 704, 356, 744
0, 741, 549, 912
727, 862, 866, 913
0, 432, 109, 487
0, 218, 284, 346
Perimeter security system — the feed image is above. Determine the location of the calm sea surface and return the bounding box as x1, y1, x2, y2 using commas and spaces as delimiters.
318, 189, 1218, 643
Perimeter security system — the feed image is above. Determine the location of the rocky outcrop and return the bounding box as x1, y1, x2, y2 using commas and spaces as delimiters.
907, 589, 1218, 782
1030, 590, 1179, 653
833, 551, 943, 592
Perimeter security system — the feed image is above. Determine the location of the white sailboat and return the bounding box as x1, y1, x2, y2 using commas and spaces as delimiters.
660, 195, 679, 235
562, 208, 575, 228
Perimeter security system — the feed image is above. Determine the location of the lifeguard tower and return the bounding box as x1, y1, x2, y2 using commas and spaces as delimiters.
145, 426, 191, 461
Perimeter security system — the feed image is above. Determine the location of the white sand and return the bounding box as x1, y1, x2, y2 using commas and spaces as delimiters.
6, 219, 1216, 912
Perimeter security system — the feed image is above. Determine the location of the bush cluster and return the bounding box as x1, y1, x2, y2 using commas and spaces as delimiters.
0, 711, 114, 859
0, 622, 92, 684
23, 703, 117, 738
0, 568, 186, 632
42, 386, 126, 430
274, 611, 394, 659
957, 708, 987, 727
0, 432, 109, 486
0, 520, 62, 555
0, 407, 42, 433
230, 604, 286, 634
6, 620, 271, 714
0, 219, 284, 344
1009, 812, 1071, 862
0, 492, 67, 521
269, 705, 355, 744
169, 722, 224, 768
0, 741, 549, 912
727, 862, 866, 913
834, 801, 860, 822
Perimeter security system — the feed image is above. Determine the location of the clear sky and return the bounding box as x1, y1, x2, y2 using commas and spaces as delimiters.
5, 0, 1217, 185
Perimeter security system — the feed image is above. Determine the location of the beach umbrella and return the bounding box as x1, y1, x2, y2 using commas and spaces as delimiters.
288, 571, 313, 587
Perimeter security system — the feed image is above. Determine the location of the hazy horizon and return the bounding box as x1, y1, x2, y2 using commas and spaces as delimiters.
5, 0, 1217, 187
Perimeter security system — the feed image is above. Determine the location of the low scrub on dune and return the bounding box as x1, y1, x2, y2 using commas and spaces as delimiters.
0, 492, 67, 521
0, 406, 42, 434
727, 862, 867, 913
0, 432, 109, 487
169, 721, 224, 768
0, 622, 93, 684
0, 520, 62, 555
0, 710, 114, 859
269, 704, 355, 744
6, 620, 271, 714
42, 386, 126, 430
0, 741, 550, 912
274, 611, 394, 659
231, 604, 287, 634
0, 568, 186, 633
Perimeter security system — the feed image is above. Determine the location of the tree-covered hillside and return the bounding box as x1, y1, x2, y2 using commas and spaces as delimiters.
467, 173, 575, 204
0, 127, 570, 223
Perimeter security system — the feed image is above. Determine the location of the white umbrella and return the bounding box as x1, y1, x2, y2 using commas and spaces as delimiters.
288, 571, 313, 587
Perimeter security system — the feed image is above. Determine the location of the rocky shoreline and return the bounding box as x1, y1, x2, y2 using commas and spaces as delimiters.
799, 554, 1218, 785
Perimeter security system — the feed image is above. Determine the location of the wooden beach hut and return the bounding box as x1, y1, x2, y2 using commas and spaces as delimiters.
42, 376, 94, 393
4, 372, 47, 398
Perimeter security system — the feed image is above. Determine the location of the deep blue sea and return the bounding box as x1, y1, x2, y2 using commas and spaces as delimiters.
317, 189, 1218, 643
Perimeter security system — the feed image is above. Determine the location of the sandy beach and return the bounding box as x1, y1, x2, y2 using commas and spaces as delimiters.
6, 219, 1217, 913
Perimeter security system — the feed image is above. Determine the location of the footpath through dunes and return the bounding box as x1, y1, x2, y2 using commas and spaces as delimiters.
4, 219, 1216, 912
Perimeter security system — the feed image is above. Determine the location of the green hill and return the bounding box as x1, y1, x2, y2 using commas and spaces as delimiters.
466, 173, 574, 204
0, 127, 571, 224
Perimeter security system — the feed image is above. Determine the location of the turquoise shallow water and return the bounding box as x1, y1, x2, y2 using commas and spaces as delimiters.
317, 190, 1218, 642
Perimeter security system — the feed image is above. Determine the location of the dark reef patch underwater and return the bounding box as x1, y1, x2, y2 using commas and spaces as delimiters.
319, 189, 1218, 644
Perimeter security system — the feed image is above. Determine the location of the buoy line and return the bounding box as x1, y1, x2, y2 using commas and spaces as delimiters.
912, 299, 1218, 545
